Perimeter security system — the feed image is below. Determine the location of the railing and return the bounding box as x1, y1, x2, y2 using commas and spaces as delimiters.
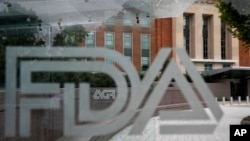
215, 96, 250, 105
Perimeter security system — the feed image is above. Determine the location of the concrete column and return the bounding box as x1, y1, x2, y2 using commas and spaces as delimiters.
173, 16, 184, 48
193, 13, 203, 59
211, 13, 221, 60
172, 17, 184, 72
227, 32, 239, 66
222, 97, 226, 105
230, 97, 233, 105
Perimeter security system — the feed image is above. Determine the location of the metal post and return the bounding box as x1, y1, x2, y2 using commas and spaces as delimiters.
222, 97, 225, 105
230, 97, 233, 105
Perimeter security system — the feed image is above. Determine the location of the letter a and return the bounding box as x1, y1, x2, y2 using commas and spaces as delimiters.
234, 129, 241, 136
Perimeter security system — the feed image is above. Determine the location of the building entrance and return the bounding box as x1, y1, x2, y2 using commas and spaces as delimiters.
230, 79, 247, 100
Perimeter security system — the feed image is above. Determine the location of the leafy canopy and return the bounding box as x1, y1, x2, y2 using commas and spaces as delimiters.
0, 4, 45, 86
216, 0, 250, 48
53, 25, 88, 46
0, 4, 44, 47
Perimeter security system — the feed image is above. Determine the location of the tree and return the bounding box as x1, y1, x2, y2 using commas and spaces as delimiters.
0, 4, 45, 47
216, 0, 250, 48
0, 3, 45, 87
52, 25, 88, 86
53, 25, 88, 46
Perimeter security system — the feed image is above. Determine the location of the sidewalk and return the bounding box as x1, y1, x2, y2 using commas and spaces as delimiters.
110, 105, 250, 141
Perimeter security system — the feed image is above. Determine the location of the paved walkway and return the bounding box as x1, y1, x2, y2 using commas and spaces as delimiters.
109, 105, 250, 141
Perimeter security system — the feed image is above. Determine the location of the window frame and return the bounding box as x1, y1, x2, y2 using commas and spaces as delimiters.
204, 64, 213, 71
202, 16, 210, 59
123, 33, 133, 62
183, 14, 191, 55
85, 32, 96, 47
140, 34, 151, 71
221, 21, 226, 60
104, 32, 115, 64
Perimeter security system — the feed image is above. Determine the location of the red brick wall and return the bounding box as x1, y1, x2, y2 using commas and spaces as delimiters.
93, 22, 154, 71
239, 41, 250, 66
155, 18, 173, 58
84, 18, 173, 71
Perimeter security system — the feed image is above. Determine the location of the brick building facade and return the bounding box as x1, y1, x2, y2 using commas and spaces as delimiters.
79, 0, 244, 72
239, 41, 250, 66
79, 11, 157, 72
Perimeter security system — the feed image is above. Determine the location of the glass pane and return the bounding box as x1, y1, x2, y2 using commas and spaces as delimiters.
141, 34, 150, 49
123, 33, 132, 48
142, 56, 149, 65
105, 32, 114, 49
1, 1, 241, 141
86, 32, 95, 47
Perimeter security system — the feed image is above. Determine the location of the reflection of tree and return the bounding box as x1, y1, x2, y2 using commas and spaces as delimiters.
0, 4, 44, 46
53, 25, 88, 46
0, 4, 45, 87
51, 25, 88, 87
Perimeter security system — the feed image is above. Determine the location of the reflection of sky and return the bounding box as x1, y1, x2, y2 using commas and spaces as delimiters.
0, 3, 5, 11
0, 0, 127, 27
0, 0, 197, 27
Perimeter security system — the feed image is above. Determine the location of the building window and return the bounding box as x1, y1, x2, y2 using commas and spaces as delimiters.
123, 33, 132, 61
223, 63, 230, 68
85, 32, 96, 61
204, 64, 212, 71
123, 10, 132, 26
139, 13, 150, 27
105, 32, 114, 49
141, 34, 150, 71
142, 57, 149, 70
86, 32, 95, 47
105, 32, 114, 63
183, 15, 190, 55
221, 21, 226, 59
203, 16, 209, 59
85, 32, 95, 61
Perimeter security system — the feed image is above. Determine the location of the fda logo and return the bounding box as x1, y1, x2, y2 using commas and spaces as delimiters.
4, 47, 223, 137
93, 89, 116, 100
230, 125, 250, 141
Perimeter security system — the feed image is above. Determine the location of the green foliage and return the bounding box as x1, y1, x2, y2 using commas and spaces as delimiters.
53, 33, 65, 46
0, 4, 38, 26
52, 25, 88, 86
32, 72, 116, 88
0, 4, 44, 47
216, 0, 250, 48
90, 73, 116, 87
53, 25, 88, 46
0, 4, 45, 87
